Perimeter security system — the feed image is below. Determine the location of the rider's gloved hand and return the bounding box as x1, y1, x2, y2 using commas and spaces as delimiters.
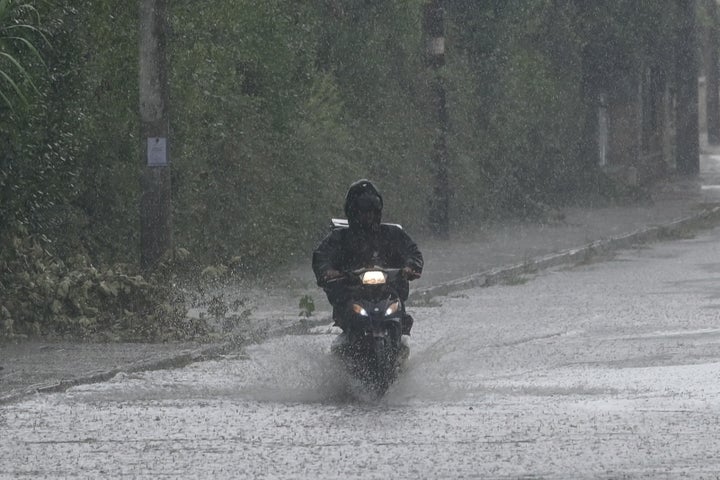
322, 269, 344, 283
402, 266, 421, 280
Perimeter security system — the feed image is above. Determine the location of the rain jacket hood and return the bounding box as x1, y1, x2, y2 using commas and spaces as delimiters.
344, 179, 384, 228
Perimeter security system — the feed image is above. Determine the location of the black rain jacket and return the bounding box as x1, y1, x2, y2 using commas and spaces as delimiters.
312, 223, 423, 304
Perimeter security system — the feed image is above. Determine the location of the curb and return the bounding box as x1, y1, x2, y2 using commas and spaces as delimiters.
0, 342, 240, 405
5, 205, 720, 405
408, 205, 720, 303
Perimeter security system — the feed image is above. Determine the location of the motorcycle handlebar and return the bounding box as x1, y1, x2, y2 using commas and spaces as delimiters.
323, 267, 404, 286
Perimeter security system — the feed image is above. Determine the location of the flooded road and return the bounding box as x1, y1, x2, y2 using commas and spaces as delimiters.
3, 228, 720, 478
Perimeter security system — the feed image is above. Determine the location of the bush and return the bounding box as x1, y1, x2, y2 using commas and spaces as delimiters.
0, 223, 204, 342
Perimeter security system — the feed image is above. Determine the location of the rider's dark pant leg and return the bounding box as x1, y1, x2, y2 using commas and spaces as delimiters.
402, 313, 414, 335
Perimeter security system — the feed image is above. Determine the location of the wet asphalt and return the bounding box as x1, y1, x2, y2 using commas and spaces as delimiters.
2, 147, 720, 405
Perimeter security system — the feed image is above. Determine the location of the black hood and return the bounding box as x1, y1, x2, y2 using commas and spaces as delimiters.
344, 179, 383, 216
344, 179, 383, 229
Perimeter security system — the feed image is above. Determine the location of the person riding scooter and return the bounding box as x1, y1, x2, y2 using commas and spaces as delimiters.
312, 179, 423, 335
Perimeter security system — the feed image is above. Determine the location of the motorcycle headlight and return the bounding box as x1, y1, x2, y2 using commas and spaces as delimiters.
384, 302, 400, 316
352, 303, 368, 317
361, 270, 386, 285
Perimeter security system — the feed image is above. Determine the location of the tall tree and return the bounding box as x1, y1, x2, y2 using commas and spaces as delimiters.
676, 0, 700, 174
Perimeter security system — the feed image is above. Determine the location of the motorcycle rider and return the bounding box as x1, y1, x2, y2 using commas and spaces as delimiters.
312, 179, 423, 336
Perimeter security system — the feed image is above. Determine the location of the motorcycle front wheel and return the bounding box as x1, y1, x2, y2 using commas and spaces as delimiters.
371, 336, 392, 396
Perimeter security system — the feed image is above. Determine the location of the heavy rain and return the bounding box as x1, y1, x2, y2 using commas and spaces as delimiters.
2, 1, 720, 478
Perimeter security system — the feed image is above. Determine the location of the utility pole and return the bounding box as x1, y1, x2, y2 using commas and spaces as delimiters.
139, 0, 172, 269
424, 0, 450, 238
676, 0, 700, 175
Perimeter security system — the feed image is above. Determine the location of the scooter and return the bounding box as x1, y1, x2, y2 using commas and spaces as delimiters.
329, 267, 409, 397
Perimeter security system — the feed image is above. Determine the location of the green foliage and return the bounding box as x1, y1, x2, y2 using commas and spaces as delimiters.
0, 0, 694, 340
168, 0, 433, 270
48, 2, 139, 263
0, 1, 140, 265
446, 0, 683, 218
298, 294, 315, 318
0, 223, 205, 341
0, 0, 48, 110
447, 1, 587, 219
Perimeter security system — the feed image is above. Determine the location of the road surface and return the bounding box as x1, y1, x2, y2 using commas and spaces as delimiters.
2, 227, 720, 478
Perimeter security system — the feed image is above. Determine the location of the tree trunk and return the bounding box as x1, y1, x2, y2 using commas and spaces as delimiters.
579, 45, 602, 170
139, 0, 172, 269
676, 0, 700, 175
704, 0, 720, 144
